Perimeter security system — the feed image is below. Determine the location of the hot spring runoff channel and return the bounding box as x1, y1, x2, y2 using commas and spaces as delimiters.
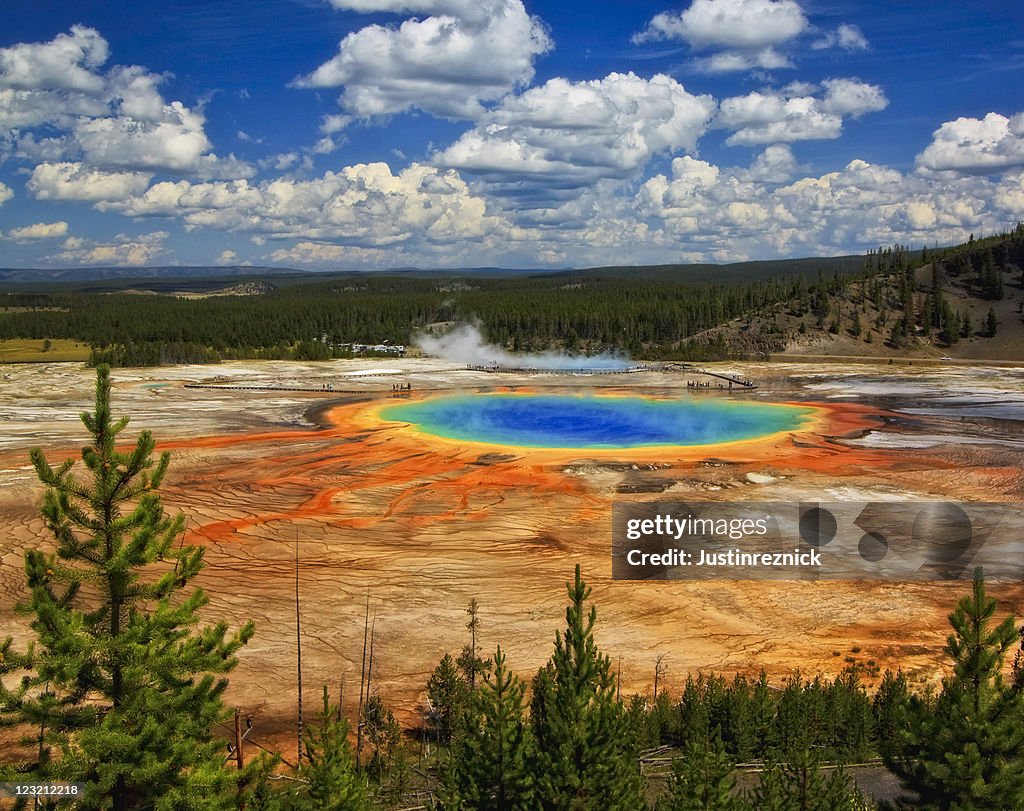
380, 394, 814, 449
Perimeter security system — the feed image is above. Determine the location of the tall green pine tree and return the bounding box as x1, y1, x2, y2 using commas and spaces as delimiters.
456, 598, 489, 688
427, 653, 472, 746
886, 567, 1024, 809
744, 758, 788, 811
0, 366, 263, 810
293, 686, 368, 810
985, 307, 998, 337
530, 565, 643, 810
873, 669, 910, 761
441, 646, 534, 811
744, 751, 868, 811
659, 727, 741, 811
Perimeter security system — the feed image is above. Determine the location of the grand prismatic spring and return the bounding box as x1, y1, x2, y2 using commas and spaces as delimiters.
379, 393, 817, 449
2, 359, 1023, 753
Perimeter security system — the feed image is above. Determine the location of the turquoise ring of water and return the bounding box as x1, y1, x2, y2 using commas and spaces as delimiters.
380, 393, 814, 449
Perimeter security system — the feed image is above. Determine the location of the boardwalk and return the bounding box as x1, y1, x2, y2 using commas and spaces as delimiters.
183, 382, 433, 395
465, 363, 650, 375
692, 368, 757, 389
181, 363, 757, 393
462, 362, 757, 389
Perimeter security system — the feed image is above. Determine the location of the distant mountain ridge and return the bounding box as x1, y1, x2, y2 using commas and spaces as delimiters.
0, 254, 868, 289
0, 265, 304, 283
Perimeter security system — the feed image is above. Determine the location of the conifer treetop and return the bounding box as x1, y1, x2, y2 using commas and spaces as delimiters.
4, 364, 262, 810
945, 566, 1018, 701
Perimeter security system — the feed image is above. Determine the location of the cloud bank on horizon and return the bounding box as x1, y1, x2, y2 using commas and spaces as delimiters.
0, 0, 1023, 269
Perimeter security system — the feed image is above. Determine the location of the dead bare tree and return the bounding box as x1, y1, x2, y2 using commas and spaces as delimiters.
295, 530, 303, 765
356, 593, 370, 772
654, 653, 668, 702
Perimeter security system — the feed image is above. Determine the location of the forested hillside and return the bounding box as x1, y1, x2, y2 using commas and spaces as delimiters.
0, 271, 843, 366
1, 229, 1021, 366
698, 226, 1024, 360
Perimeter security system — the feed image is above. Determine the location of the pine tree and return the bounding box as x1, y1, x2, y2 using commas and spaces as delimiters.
886, 567, 1024, 809
677, 675, 712, 747
426, 653, 472, 745
888, 318, 906, 348
0, 636, 50, 792
819, 766, 872, 811
779, 746, 830, 811
456, 598, 489, 688
774, 675, 820, 757
624, 693, 658, 751
940, 308, 960, 346
745, 750, 868, 811
651, 689, 680, 747
659, 728, 741, 811
872, 670, 910, 761
825, 670, 874, 762
723, 675, 756, 762
985, 307, 998, 337
361, 694, 401, 781
743, 758, 788, 810
531, 565, 643, 810
245, 774, 286, 811
750, 670, 776, 759
0, 365, 263, 810
440, 646, 535, 811
294, 686, 368, 810
1013, 627, 1024, 693
980, 249, 1003, 300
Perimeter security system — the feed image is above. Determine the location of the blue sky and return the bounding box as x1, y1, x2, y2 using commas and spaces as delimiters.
1, 0, 1023, 269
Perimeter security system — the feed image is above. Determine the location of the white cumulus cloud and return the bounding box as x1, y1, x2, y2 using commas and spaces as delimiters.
27, 162, 153, 202
295, 0, 552, 119
739, 144, 800, 182
994, 171, 1024, 216
0, 28, 251, 178
635, 0, 807, 49
0, 181, 12, 205
72, 103, 210, 173
99, 162, 508, 248
696, 47, 793, 74
267, 238, 493, 269
270, 241, 348, 264
916, 112, 1024, 175
637, 152, 1022, 262
47, 231, 169, 266
433, 72, 716, 198
5, 221, 69, 240
812, 23, 869, 51
0, 24, 108, 92
819, 78, 887, 118
634, 0, 807, 74
716, 78, 887, 145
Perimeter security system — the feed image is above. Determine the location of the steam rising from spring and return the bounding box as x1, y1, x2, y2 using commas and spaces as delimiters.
415, 323, 633, 370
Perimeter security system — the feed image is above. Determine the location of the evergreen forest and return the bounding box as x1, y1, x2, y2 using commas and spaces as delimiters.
0, 225, 1020, 366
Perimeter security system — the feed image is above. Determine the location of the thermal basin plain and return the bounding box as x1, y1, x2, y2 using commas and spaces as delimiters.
1, 358, 1023, 754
